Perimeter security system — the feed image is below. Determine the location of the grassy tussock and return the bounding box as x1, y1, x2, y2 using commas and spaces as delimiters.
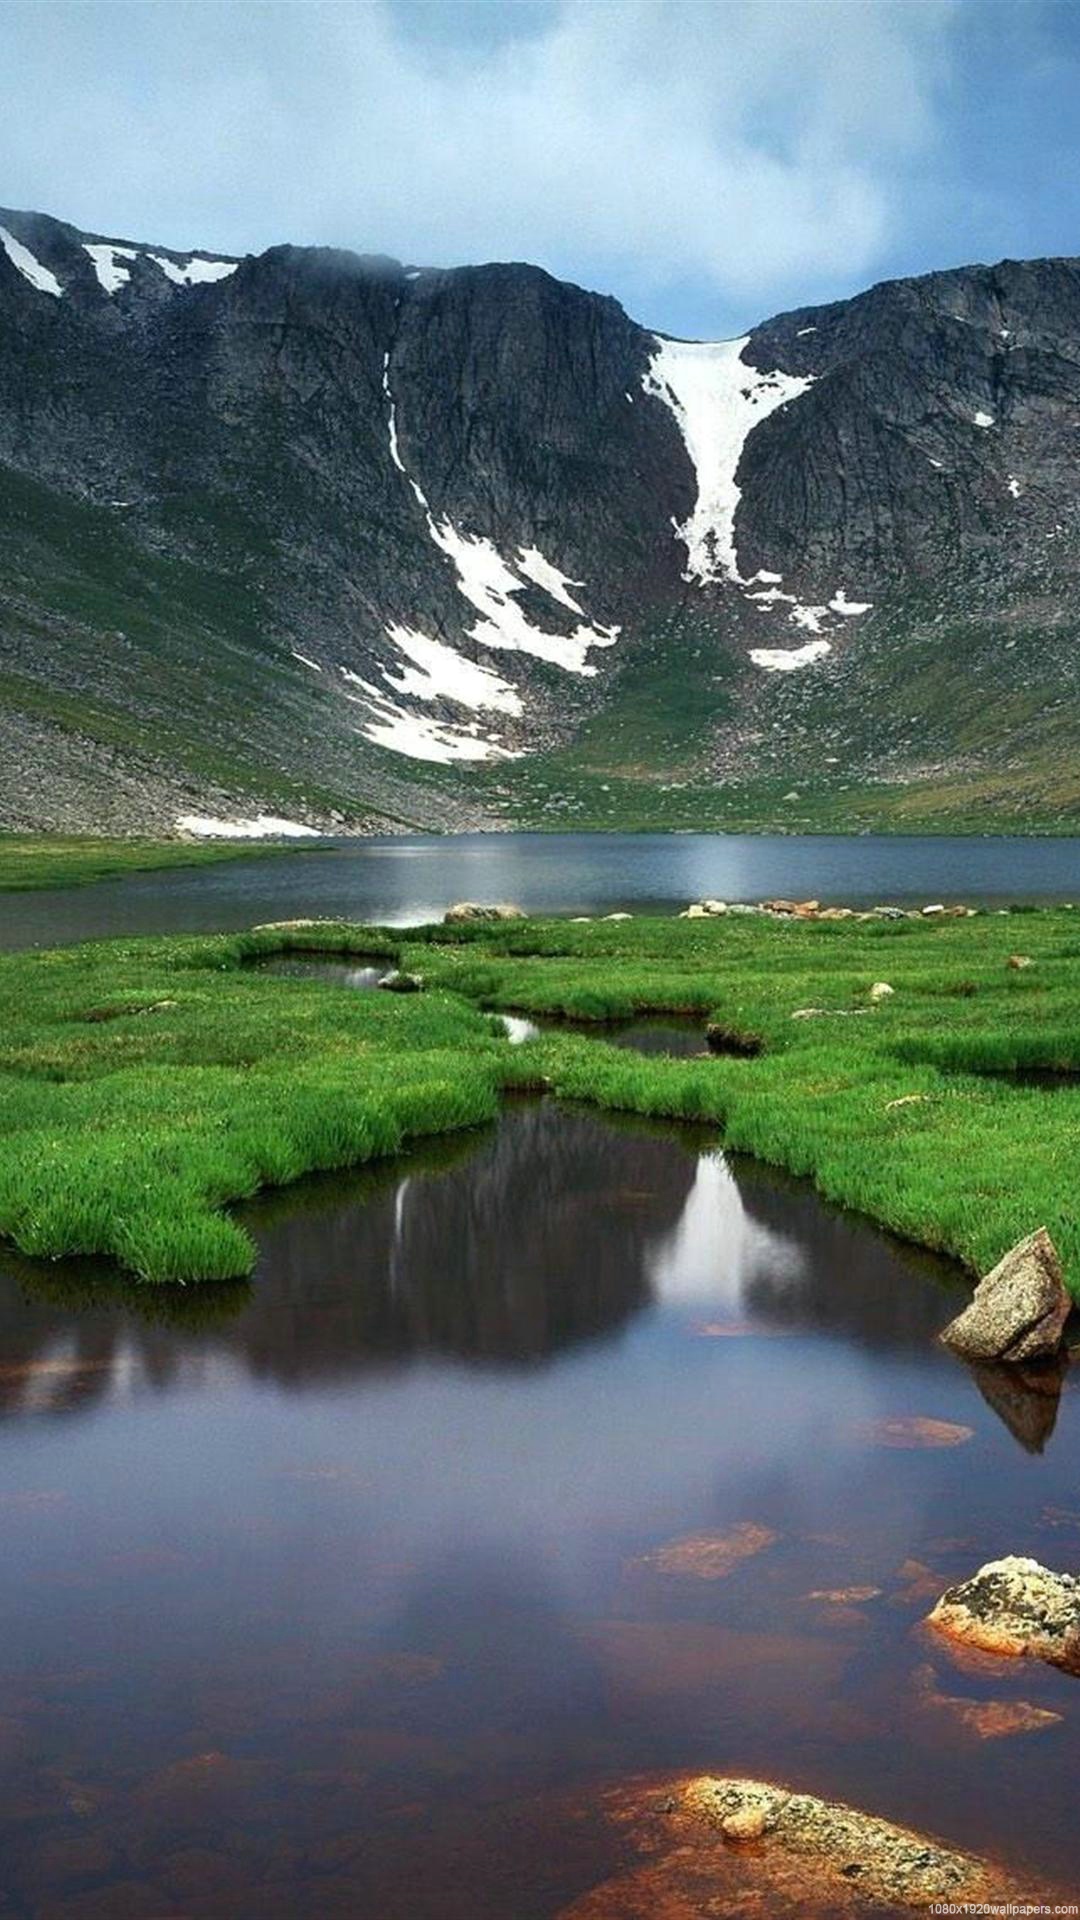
1, 910, 1080, 1289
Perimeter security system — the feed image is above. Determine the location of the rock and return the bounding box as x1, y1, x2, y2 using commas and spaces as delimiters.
857, 1415, 972, 1449
1007, 952, 1034, 969
922, 903, 946, 915
868, 981, 894, 1001
927, 1555, 1080, 1671
722, 1805, 766, 1843
377, 970, 424, 993
559, 1774, 1051, 1914
680, 903, 709, 918
872, 905, 905, 919
251, 918, 328, 931
626, 1521, 778, 1581
701, 899, 728, 915
806, 1585, 882, 1605
913, 1662, 1063, 1739
705, 1023, 761, 1057
603, 912, 632, 921
443, 902, 525, 924
940, 1227, 1070, 1363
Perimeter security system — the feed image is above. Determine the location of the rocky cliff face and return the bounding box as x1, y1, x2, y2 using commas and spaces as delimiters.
2, 206, 1079, 833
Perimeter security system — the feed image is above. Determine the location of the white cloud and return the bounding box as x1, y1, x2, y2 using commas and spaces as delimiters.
0, 1, 955, 326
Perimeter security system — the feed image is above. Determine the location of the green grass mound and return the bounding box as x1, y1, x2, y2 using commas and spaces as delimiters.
1, 910, 1079, 1289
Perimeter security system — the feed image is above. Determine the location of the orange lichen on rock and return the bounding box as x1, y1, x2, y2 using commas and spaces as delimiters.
556, 1773, 1053, 1916
927, 1555, 1080, 1672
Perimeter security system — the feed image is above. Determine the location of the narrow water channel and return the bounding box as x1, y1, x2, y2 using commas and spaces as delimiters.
0, 1096, 1077, 1915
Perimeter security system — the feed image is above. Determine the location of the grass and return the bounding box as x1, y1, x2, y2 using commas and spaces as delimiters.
0, 834, 329, 892
1, 909, 1080, 1289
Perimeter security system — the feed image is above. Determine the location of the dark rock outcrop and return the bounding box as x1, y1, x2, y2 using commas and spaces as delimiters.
6, 208, 1080, 828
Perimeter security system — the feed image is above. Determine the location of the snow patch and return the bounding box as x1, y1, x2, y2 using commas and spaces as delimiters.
291, 651, 323, 672
429, 520, 619, 674
796, 326, 817, 337
150, 253, 238, 287
747, 585, 796, 608
790, 604, 827, 634
749, 640, 832, 673
381, 357, 616, 675
829, 589, 872, 615
378, 627, 523, 715
0, 226, 62, 297
176, 814, 320, 838
514, 546, 586, 615
974, 410, 995, 428
1007, 475, 1021, 499
642, 334, 813, 584
83, 243, 138, 293
355, 690, 518, 764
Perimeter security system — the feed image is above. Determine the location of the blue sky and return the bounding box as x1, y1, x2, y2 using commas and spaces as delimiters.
3, 1, 1080, 338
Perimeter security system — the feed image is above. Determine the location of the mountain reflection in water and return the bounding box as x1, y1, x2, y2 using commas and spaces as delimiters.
0, 1104, 960, 1418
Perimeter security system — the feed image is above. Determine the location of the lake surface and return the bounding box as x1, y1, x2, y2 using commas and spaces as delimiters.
5, 831, 1080, 949
2, 1098, 1079, 1915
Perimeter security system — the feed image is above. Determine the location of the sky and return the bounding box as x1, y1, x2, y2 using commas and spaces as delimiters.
3, 0, 1080, 339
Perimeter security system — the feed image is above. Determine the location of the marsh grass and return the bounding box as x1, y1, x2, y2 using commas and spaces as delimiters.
2, 910, 1080, 1289
0, 834, 328, 892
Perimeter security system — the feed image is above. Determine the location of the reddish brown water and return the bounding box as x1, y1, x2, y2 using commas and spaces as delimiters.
1, 1101, 1078, 1915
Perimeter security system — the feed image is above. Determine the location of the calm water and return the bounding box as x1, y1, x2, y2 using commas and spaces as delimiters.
1, 1100, 1079, 1915
5, 831, 1080, 949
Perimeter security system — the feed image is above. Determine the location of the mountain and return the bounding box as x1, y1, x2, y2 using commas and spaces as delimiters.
2, 205, 1079, 836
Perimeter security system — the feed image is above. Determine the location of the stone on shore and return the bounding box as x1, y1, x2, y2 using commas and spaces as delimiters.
927, 1555, 1080, 1671
443, 902, 526, 924
377, 970, 424, 994
940, 1228, 1070, 1363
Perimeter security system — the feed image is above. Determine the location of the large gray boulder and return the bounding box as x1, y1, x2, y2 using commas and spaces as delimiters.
941, 1228, 1070, 1363
443, 902, 525, 924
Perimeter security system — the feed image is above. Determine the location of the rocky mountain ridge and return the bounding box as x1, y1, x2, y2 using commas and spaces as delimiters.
2, 206, 1079, 833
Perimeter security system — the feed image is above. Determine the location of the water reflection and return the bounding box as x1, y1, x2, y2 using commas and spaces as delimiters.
0, 1104, 968, 1412
2, 1103, 1080, 1911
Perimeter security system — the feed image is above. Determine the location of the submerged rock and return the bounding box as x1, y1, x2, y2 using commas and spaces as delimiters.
940, 1228, 1070, 1363
626, 1521, 777, 1581
857, 1415, 972, 1449
558, 1772, 1050, 1915
913, 1662, 1063, 1739
443, 901, 525, 923
927, 1555, 1080, 1671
